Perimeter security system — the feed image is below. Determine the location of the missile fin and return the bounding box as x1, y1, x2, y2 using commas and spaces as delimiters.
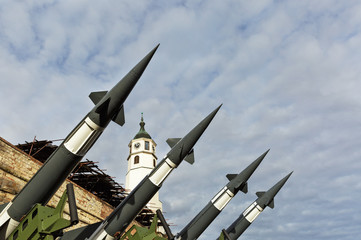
241, 182, 248, 194
226, 174, 237, 181
256, 191, 266, 198
95, 98, 110, 114
184, 149, 195, 164
166, 138, 181, 148
268, 199, 275, 209
89, 91, 108, 104
112, 105, 125, 126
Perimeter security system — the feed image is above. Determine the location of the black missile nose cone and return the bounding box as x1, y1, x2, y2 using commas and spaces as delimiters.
128, 44, 159, 80
285, 171, 293, 180
269, 171, 293, 196
200, 104, 222, 126
243, 149, 269, 179
89, 44, 160, 127
120, 44, 159, 90
227, 150, 268, 194
257, 171, 293, 208
167, 104, 222, 165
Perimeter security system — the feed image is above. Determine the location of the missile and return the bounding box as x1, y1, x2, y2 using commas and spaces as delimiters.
0, 45, 159, 238
218, 172, 293, 240
60, 105, 222, 240
175, 150, 269, 240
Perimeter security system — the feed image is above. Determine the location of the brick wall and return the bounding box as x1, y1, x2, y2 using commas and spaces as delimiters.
0, 137, 115, 228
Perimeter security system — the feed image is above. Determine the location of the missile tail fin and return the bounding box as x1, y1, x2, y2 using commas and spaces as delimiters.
112, 105, 125, 126
184, 149, 195, 164
95, 98, 110, 114
256, 191, 266, 198
241, 182, 248, 194
166, 138, 181, 148
268, 199, 275, 209
89, 91, 108, 104
226, 174, 237, 181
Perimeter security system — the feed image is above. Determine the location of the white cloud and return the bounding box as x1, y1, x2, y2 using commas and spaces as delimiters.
1, 1, 361, 239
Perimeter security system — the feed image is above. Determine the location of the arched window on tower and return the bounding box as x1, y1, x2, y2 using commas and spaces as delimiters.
134, 155, 139, 164
153, 159, 156, 167
145, 141, 150, 150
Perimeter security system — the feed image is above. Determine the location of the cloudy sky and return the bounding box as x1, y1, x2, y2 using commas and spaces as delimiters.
1, 0, 361, 239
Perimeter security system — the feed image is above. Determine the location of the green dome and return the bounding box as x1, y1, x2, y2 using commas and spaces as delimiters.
133, 113, 152, 139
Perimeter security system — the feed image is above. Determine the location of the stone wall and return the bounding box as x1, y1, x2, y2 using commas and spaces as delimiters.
0, 137, 115, 228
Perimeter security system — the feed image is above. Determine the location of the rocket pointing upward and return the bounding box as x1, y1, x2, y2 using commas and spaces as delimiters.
175, 150, 269, 240
67, 105, 222, 240
87, 44, 158, 128
219, 172, 293, 240
0, 45, 159, 239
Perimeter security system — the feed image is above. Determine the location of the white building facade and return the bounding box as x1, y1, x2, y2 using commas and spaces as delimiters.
125, 115, 162, 212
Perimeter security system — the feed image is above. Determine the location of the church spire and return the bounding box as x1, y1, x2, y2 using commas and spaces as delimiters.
134, 113, 152, 139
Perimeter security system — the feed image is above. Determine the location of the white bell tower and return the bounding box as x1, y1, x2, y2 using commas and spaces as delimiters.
125, 113, 162, 212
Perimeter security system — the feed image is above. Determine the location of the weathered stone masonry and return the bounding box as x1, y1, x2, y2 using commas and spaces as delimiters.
0, 137, 114, 228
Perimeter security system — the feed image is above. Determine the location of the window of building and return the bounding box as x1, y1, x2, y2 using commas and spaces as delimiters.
134, 155, 139, 164
153, 159, 156, 167
145, 141, 149, 150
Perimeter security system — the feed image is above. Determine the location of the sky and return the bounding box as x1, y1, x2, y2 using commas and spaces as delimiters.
0, 0, 361, 239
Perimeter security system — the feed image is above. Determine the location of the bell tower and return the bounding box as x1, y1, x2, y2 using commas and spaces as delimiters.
125, 113, 162, 212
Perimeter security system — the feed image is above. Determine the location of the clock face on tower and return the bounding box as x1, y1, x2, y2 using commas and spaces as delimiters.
134, 142, 140, 148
